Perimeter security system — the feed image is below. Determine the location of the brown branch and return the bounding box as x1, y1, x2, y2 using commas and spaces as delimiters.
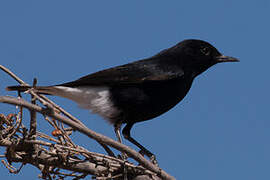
0, 65, 175, 179
0, 96, 174, 180
29, 78, 37, 139
0, 65, 114, 156
1, 133, 159, 179
0, 65, 26, 85
5, 142, 109, 176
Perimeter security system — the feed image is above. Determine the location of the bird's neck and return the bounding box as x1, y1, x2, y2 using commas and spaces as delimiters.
186, 63, 216, 78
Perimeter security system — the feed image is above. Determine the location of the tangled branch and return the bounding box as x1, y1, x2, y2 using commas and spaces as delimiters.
0, 65, 175, 180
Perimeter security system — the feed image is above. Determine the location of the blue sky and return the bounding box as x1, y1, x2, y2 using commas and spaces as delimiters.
0, 1, 269, 179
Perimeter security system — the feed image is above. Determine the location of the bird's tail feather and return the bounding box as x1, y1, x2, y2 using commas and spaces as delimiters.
6, 85, 30, 92
6, 85, 57, 95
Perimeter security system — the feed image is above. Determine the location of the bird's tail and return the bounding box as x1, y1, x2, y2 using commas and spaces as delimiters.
6, 85, 57, 95
6, 85, 30, 92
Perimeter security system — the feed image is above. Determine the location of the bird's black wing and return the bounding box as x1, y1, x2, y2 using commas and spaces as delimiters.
59, 57, 184, 87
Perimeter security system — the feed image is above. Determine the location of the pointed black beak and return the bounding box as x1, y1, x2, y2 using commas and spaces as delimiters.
215, 55, 239, 63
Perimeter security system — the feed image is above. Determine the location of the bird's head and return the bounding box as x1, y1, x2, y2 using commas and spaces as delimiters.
172, 39, 239, 76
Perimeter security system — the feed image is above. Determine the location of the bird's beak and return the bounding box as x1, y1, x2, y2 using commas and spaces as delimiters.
215, 55, 239, 63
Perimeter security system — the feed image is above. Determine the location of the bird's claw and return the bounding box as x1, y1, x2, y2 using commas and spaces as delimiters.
150, 155, 158, 166
139, 150, 158, 166
118, 152, 128, 161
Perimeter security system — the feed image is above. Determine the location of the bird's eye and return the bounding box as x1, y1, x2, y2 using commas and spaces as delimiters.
200, 47, 211, 56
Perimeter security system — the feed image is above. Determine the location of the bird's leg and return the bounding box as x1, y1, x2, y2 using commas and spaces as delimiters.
114, 123, 128, 180
114, 123, 127, 160
122, 123, 158, 165
114, 123, 123, 143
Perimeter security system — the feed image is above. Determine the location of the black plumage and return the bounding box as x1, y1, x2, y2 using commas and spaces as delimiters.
6, 39, 239, 163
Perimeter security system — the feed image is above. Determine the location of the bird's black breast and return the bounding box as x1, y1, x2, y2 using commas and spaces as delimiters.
109, 76, 194, 124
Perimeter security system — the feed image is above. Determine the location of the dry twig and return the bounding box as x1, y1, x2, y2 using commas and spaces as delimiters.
0, 65, 175, 180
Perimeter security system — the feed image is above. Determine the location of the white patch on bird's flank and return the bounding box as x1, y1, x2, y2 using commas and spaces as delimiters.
53, 86, 120, 123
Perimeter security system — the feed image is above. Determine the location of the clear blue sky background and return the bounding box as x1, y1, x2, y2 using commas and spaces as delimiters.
0, 1, 269, 180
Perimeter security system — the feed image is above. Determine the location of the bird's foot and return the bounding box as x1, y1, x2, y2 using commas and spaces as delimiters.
118, 152, 128, 161
139, 150, 158, 166
150, 155, 158, 166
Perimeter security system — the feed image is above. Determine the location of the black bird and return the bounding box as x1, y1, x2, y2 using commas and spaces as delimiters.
6, 39, 239, 162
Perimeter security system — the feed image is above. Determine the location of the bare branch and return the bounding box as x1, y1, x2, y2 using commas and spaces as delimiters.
1, 65, 114, 156
0, 65, 175, 180
0, 65, 27, 85
29, 78, 37, 139
0, 96, 174, 179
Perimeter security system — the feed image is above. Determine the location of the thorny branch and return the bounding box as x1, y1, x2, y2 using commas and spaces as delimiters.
0, 65, 175, 180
